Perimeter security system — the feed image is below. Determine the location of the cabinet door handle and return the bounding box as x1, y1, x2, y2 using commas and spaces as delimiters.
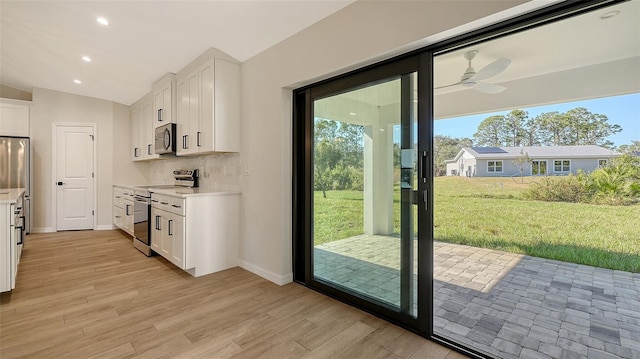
17, 224, 24, 245
134, 148, 139, 158
125, 205, 131, 215
155, 215, 161, 230
115, 215, 121, 218
151, 199, 159, 203
161, 201, 169, 205
147, 144, 152, 155
197, 132, 201, 147
158, 109, 163, 122
183, 135, 188, 149
168, 219, 173, 236
171, 204, 181, 208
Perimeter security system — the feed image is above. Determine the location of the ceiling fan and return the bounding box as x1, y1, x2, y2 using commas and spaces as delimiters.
435, 50, 511, 94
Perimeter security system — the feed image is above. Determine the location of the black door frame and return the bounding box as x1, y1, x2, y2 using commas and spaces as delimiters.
293, 54, 432, 333
292, 1, 625, 357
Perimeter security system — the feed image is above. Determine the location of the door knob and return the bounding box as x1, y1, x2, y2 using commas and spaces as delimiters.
57, 181, 65, 186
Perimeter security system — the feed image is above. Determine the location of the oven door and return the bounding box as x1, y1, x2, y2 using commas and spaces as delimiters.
133, 196, 150, 245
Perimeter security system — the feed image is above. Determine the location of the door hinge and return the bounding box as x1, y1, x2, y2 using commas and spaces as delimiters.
90, 134, 94, 141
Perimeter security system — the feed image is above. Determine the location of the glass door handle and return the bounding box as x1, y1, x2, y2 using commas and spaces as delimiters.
421, 151, 428, 183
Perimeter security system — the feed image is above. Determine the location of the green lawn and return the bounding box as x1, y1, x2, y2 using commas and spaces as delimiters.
313, 176, 640, 272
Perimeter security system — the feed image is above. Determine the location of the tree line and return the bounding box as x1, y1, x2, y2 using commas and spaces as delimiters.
473, 108, 622, 148
314, 107, 634, 184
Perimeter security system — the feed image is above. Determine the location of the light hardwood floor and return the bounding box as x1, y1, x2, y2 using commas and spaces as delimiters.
0, 230, 468, 359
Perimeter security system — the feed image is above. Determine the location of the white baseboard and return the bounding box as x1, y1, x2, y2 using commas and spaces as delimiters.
238, 259, 293, 286
96, 224, 115, 230
30, 227, 55, 233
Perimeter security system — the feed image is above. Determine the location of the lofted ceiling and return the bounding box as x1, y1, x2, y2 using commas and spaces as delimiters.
2, 0, 637, 114
0, 0, 353, 105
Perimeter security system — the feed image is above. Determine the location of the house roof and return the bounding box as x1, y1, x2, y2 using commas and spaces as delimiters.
449, 145, 619, 162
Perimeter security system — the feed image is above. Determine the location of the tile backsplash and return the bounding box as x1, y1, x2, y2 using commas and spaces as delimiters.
146, 153, 242, 191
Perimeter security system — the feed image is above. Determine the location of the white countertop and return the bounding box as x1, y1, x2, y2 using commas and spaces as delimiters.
0, 188, 26, 204
113, 184, 136, 190
113, 184, 240, 198
148, 187, 240, 198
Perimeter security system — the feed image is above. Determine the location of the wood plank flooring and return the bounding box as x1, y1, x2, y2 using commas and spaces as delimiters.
0, 230, 467, 359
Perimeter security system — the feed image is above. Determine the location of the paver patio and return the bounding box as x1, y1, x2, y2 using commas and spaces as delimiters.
315, 235, 640, 359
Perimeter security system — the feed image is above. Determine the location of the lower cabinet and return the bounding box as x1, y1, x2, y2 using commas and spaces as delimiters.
151, 206, 185, 269
150, 192, 239, 277
113, 186, 134, 236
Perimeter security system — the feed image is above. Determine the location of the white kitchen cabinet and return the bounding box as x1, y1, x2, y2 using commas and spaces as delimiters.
150, 190, 239, 277
151, 193, 186, 269
151, 206, 185, 268
131, 93, 159, 161
176, 49, 240, 156
153, 73, 176, 129
1, 189, 25, 293
142, 95, 159, 160
0, 99, 31, 137
113, 186, 134, 235
130, 102, 144, 161
176, 69, 199, 156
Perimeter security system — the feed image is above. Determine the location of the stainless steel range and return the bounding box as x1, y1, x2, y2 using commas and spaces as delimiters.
132, 170, 198, 256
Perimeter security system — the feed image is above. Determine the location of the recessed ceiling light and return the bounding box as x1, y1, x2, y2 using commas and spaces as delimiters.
73, 79, 82, 84
349, 112, 356, 116
96, 17, 110, 26
600, 10, 620, 20
81, 56, 92, 63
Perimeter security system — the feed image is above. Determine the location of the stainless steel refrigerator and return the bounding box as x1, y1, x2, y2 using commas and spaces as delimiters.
0, 136, 31, 233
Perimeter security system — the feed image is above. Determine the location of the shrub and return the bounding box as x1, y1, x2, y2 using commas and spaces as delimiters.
579, 154, 640, 205
525, 155, 640, 206
524, 175, 588, 203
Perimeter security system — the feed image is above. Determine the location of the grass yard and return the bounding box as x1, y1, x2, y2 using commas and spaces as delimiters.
313, 176, 640, 272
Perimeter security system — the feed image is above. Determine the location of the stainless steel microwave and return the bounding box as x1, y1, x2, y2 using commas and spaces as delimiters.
155, 123, 176, 154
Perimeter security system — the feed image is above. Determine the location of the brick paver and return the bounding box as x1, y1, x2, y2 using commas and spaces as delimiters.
315, 235, 640, 359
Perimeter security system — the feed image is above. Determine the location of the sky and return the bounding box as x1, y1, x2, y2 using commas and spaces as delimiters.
434, 93, 640, 148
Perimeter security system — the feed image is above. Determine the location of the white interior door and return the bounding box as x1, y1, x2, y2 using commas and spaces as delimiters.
55, 125, 94, 230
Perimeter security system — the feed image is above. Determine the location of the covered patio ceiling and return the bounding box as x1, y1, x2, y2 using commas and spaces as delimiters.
433, 0, 639, 119
318, 1, 639, 123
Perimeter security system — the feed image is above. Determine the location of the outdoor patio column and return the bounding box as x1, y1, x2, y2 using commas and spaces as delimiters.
364, 122, 394, 235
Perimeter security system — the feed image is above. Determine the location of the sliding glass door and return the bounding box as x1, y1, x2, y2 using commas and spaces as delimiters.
294, 55, 429, 329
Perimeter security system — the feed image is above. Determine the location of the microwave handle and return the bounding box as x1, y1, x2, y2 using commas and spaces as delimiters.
163, 128, 171, 150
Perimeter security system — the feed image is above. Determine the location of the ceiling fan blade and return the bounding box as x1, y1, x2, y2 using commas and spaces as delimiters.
434, 81, 463, 90
468, 58, 511, 82
473, 82, 506, 94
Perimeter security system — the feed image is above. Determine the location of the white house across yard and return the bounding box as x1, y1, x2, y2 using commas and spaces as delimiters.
445, 145, 618, 177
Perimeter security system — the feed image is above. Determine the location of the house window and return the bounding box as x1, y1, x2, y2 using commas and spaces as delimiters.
532, 160, 547, 175
554, 160, 570, 172
598, 159, 608, 168
488, 160, 503, 173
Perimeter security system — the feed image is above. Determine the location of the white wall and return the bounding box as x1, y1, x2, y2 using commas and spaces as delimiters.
239, 1, 528, 284
112, 102, 148, 186
30, 87, 133, 232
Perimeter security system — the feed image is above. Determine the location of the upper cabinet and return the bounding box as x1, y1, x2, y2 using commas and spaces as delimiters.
0, 99, 31, 137
128, 48, 239, 162
153, 73, 176, 129
176, 50, 240, 155
131, 93, 159, 161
